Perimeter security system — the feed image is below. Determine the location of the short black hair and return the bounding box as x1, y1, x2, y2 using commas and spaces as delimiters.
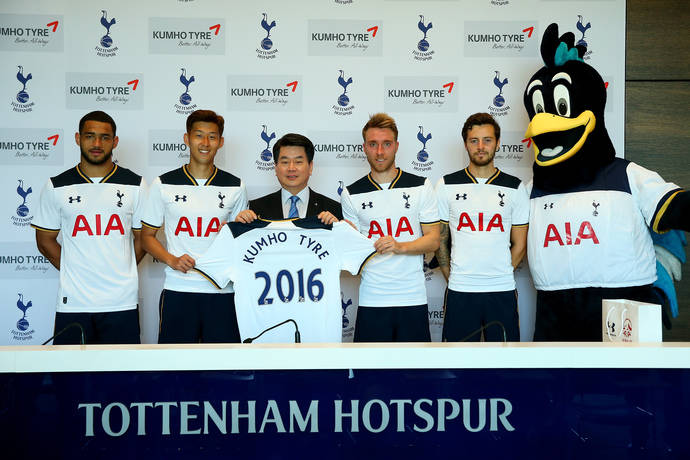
461, 112, 501, 142
79, 111, 117, 136
186, 110, 225, 136
272, 133, 314, 163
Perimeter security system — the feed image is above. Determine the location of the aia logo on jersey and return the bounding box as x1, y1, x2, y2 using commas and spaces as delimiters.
72, 214, 125, 236
368, 217, 414, 239
457, 212, 504, 232
543, 221, 599, 247
175, 217, 221, 237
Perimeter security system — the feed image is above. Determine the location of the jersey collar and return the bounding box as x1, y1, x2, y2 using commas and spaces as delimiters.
464, 167, 501, 185
75, 164, 118, 183
182, 164, 218, 186
366, 167, 402, 190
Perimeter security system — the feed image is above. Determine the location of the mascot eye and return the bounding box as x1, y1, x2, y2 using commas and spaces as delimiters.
553, 84, 571, 117
531, 90, 545, 114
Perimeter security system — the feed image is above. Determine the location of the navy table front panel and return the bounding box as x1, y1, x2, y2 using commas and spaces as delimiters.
2, 368, 688, 458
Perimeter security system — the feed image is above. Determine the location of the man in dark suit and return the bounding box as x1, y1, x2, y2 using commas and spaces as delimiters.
235, 133, 342, 224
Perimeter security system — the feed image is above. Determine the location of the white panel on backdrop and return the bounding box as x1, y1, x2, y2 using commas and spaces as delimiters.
0, 0, 627, 344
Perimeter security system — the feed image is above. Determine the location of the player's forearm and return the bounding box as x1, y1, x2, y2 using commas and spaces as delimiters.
435, 223, 451, 280
132, 230, 146, 265
509, 225, 528, 269
510, 243, 526, 269
399, 226, 440, 255
141, 233, 176, 268
36, 235, 61, 270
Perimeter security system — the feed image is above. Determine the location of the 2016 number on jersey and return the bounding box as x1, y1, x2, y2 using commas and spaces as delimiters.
255, 269, 324, 305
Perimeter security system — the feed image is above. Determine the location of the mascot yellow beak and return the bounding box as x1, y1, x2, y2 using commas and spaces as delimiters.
524, 111, 596, 166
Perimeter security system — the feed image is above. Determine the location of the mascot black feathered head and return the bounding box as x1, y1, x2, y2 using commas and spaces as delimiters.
524, 23, 615, 191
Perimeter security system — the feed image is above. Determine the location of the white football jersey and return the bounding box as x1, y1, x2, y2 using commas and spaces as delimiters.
341, 168, 439, 306
31, 164, 145, 313
528, 158, 681, 290
141, 165, 248, 293
436, 168, 529, 292
194, 218, 376, 343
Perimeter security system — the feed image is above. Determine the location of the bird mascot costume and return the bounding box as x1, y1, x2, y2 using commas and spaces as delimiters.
522, 23, 690, 341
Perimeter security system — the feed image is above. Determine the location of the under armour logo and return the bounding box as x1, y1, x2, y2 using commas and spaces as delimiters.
543, 202, 554, 210
402, 192, 410, 209
498, 191, 505, 207
592, 201, 600, 217
175, 195, 187, 202
218, 192, 226, 209
361, 202, 373, 209
116, 190, 124, 208
68, 196, 81, 203
456, 193, 467, 200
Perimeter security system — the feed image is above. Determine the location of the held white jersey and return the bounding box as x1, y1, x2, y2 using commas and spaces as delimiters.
194, 218, 376, 343
436, 168, 529, 292
141, 165, 248, 293
341, 168, 439, 306
31, 164, 145, 313
528, 158, 681, 290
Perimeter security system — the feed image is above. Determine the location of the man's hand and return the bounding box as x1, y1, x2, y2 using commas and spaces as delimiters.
235, 209, 258, 223
317, 211, 339, 225
171, 253, 195, 273
374, 235, 404, 254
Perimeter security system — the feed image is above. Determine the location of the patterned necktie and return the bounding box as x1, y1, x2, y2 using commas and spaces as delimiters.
288, 195, 299, 218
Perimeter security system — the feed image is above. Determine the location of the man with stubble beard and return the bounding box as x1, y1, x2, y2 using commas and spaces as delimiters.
33, 111, 146, 344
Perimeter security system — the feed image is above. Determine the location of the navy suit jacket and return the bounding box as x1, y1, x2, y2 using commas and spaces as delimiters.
249, 188, 343, 220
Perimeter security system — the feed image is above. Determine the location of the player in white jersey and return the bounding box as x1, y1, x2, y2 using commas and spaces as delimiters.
194, 218, 376, 343
341, 113, 440, 342
141, 110, 248, 343
435, 113, 528, 342
32, 111, 145, 344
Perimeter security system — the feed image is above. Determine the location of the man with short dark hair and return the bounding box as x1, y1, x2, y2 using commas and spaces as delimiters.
33, 110, 146, 344
235, 133, 342, 223
435, 112, 529, 342
341, 113, 440, 342
141, 109, 248, 343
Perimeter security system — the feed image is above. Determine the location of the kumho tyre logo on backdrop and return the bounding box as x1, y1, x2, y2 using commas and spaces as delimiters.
66, 73, 143, 110
0, 128, 63, 165
227, 76, 302, 112
148, 130, 189, 166
464, 22, 538, 57
149, 17, 225, 55
0, 14, 64, 51
308, 20, 381, 56
384, 77, 457, 113
309, 130, 366, 167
